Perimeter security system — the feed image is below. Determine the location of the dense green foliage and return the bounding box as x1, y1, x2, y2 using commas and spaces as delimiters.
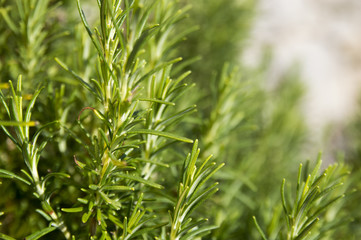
0, 0, 359, 239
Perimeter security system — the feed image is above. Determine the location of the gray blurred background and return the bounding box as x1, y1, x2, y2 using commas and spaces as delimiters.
242, 0, 361, 157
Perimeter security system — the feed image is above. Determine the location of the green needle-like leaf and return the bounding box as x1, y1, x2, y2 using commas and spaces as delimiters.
0, 169, 31, 185
253, 216, 268, 240
0, 121, 38, 126
55, 57, 101, 100
128, 129, 193, 143
0, 233, 16, 240
61, 207, 84, 213
25, 227, 57, 240
114, 173, 164, 189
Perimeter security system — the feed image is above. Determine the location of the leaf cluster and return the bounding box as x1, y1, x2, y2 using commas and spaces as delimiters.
0, 0, 360, 239
0, 0, 222, 239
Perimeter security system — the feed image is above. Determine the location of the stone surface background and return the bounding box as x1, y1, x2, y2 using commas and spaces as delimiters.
242, 0, 361, 155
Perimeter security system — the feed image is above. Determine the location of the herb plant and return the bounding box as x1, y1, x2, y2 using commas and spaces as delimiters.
0, 0, 360, 239
0, 0, 221, 238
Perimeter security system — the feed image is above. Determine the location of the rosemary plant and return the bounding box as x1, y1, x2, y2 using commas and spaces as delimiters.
0, 76, 71, 239
0, 0, 63, 83
0, 0, 360, 239
254, 157, 351, 240
1, 0, 221, 239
